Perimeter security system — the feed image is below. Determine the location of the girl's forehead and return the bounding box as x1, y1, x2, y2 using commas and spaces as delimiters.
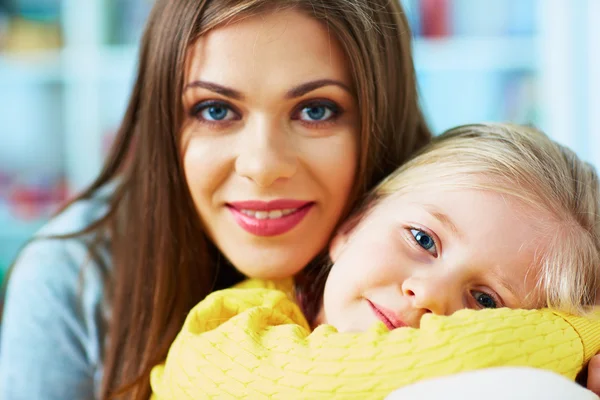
377, 184, 555, 231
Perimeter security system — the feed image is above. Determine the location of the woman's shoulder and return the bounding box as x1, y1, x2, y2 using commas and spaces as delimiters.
7, 233, 106, 302
37, 182, 114, 238
8, 183, 114, 291
0, 186, 114, 398
2, 183, 115, 334
3, 185, 112, 321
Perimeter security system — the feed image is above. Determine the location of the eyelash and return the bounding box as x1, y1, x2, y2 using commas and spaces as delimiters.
291, 99, 343, 128
470, 289, 503, 310
189, 100, 241, 128
406, 226, 440, 257
188, 99, 343, 128
404, 226, 505, 310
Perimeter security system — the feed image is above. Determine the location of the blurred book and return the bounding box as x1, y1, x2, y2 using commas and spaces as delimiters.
3, 17, 61, 51
420, 0, 451, 37
106, 0, 153, 45
404, 0, 537, 38
1, 0, 62, 52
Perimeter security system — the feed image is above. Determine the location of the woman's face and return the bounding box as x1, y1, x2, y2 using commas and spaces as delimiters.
181, 9, 358, 279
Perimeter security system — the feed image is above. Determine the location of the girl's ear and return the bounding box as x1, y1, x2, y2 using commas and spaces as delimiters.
329, 230, 349, 262
329, 210, 365, 262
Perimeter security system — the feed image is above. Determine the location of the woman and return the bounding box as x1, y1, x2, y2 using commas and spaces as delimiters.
0, 1, 429, 399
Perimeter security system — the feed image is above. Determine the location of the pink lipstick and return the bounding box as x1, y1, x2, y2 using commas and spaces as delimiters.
227, 199, 314, 237
367, 299, 408, 330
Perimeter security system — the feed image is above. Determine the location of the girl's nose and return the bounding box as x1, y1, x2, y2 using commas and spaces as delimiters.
401, 274, 462, 316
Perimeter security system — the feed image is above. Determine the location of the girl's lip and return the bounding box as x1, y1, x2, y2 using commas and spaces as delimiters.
227, 199, 312, 211
366, 299, 408, 330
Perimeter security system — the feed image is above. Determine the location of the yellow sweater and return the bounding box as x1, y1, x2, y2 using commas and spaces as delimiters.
151, 279, 600, 399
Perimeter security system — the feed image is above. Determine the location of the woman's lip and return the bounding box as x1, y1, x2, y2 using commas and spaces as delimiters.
366, 299, 408, 330
227, 202, 314, 237
228, 199, 312, 211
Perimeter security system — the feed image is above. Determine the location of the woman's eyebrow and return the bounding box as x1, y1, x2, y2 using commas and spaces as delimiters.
286, 79, 352, 99
183, 78, 352, 101
184, 80, 244, 100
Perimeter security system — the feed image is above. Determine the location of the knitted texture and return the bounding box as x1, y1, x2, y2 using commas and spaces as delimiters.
150, 282, 600, 400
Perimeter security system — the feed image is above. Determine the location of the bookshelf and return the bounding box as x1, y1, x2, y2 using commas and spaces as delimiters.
0, 0, 598, 272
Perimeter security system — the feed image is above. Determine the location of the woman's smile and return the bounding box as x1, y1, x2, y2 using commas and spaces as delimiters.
227, 199, 315, 236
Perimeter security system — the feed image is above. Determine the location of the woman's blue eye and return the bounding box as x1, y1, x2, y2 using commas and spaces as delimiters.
299, 104, 336, 122
410, 229, 437, 254
206, 106, 228, 120
472, 291, 497, 309
194, 102, 237, 122
203, 106, 232, 121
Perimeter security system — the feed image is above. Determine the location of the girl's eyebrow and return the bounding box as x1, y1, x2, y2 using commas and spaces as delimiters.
423, 204, 462, 238
183, 79, 352, 101
487, 268, 525, 306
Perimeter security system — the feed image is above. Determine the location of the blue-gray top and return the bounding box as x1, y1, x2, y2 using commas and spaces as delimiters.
0, 188, 111, 400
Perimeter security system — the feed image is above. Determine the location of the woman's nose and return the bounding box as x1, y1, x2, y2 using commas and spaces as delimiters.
234, 118, 298, 187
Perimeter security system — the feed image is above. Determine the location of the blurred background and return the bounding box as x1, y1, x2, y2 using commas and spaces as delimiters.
0, 0, 598, 281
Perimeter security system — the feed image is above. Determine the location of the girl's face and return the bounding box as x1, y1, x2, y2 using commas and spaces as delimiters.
180, 9, 358, 279
319, 186, 553, 332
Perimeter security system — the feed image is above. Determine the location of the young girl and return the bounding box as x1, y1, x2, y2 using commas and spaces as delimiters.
0, 1, 431, 399
150, 123, 600, 399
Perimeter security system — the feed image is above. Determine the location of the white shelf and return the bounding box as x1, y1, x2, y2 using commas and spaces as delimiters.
0, 45, 138, 85
98, 45, 138, 82
0, 34, 539, 88
0, 50, 62, 84
1, 0, 598, 269
413, 36, 539, 72
1, 36, 538, 86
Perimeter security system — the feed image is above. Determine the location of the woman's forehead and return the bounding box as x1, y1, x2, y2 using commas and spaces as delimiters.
184, 8, 352, 90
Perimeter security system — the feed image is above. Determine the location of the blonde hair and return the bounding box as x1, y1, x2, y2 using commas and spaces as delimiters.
367, 123, 600, 315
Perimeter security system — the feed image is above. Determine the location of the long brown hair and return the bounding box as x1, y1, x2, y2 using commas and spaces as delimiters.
48, 0, 431, 398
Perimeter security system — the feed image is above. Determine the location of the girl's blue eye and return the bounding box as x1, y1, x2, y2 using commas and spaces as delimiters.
472, 291, 497, 309
410, 229, 437, 255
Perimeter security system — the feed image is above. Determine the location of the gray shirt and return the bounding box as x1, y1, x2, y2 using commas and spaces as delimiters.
0, 190, 110, 399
